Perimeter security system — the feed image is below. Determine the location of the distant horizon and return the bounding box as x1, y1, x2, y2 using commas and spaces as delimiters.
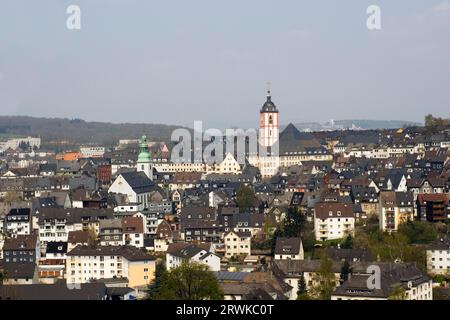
0, 114, 424, 130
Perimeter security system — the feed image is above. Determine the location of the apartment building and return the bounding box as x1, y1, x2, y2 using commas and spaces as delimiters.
426, 239, 450, 276
66, 245, 155, 289
379, 191, 414, 232
314, 202, 355, 241
224, 230, 251, 258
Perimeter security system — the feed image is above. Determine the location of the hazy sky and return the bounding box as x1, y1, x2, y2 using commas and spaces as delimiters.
1, 0, 449, 129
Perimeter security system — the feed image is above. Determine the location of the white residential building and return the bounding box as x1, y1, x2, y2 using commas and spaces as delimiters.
314, 203, 355, 241
224, 230, 251, 258
166, 244, 221, 271
66, 246, 156, 289
426, 239, 450, 276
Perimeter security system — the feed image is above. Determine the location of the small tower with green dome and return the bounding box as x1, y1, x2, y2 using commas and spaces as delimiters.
137, 135, 153, 180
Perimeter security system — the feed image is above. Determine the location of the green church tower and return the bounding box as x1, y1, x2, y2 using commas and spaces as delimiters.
137, 135, 153, 180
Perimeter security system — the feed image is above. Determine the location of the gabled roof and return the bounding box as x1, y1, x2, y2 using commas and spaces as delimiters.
314, 202, 355, 219
170, 244, 205, 259
120, 171, 155, 194
2, 262, 36, 279
3, 234, 38, 251
68, 230, 90, 244
67, 245, 154, 261
274, 237, 303, 255
333, 263, 430, 298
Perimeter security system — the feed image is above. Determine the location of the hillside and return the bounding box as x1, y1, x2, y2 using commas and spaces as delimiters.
0, 116, 187, 147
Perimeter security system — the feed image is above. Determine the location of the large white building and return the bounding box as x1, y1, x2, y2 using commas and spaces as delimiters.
426, 239, 450, 276
0, 136, 41, 152
66, 245, 156, 289
166, 244, 221, 272
79, 146, 105, 158
108, 171, 155, 208
314, 203, 355, 241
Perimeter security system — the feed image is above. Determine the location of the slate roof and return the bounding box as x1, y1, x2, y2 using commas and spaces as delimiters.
2, 262, 36, 279
7, 208, 30, 217
327, 248, 373, 262
333, 263, 430, 299
260, 94, 279, 113
46, 241, 68, 254
39, 163, 57, 173
314, 202, 355, 219
120, 171, 155, 194
0, 283, 107, 300
38, 207, 114, 225
169, 244, 205, 259
67, 245, 155, 261
68, 230, 90, 244
274, 237, 303, 255
3, 234, 38, 251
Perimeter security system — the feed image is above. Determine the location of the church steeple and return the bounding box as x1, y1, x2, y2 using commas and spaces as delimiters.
138, 135, 152, 162
260, 84, 279, 147
137, 135, 153, 180
260, 84, 279, 113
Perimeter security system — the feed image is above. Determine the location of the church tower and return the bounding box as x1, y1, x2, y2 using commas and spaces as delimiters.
260, 88, 279, 147
258, 85, 280, 178
137, 135, 153, 180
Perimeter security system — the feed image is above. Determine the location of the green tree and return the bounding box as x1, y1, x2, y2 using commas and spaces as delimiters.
398, 221, 438, 244
388, 285, 407, 300
156, 262, 224, 300
145, 262, 167, 300
340, 235, 354, 249
311, 252, 336, 300
424, 114, 450, 134
236, 184, 256, 212
296, 273, 310, 300
340, 260, 352, 284
283, 207, 307, 238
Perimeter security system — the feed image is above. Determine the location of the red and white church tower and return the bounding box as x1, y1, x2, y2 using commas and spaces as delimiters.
260, 88, 279, 147
257, 85, 280, 177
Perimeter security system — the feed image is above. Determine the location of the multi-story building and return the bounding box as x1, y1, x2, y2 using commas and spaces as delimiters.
2, 233, 40, 264
417, 194, 449, 223
5, 208, 31, 236
426, 239, 450, 276
224, 230, 251, 258
379, 191, 414, 232
38, 241, 67, 280
66, 246, 156, 289
332, 263, 432, 300
38, 207, 114, 246
79, 146, 106, 158
99, 219, 123, 246
314, 202, 355, 241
